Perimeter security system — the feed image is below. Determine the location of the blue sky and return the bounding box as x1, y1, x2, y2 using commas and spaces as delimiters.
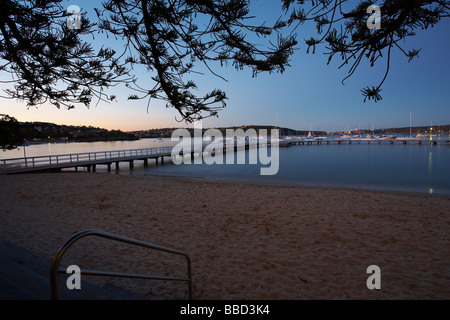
1, 0, 449, 132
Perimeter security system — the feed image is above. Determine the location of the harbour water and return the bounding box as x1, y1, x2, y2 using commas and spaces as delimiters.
1, 136, 449, 195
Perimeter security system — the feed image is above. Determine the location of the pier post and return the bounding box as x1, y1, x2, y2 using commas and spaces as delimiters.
143, 159, 148, 167
116, 161, 120, 170
129, 160, 134, 169
107, 163, 111, 172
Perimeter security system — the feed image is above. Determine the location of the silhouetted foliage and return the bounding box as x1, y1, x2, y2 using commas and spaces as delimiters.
282, 0, 449, 101
95, 0, 298, 122
0, 114, 24, 150
0, 0, 129, 110
0, 0, 449, 122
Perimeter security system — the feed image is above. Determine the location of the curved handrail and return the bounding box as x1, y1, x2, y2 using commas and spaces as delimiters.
50, 229, 192, 300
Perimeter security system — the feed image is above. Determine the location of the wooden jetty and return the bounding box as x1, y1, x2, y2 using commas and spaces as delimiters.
0, 137, 448, 174
0, 140, 263, 174
0, 147, 173, 174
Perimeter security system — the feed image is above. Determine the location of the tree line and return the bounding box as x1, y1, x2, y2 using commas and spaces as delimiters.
0, 114, 137, 150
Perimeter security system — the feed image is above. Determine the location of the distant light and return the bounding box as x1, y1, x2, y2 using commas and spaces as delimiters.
429, 188, 433, 195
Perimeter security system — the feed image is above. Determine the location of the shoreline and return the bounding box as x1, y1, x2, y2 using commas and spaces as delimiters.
1, 172, 449, 299
128, 172, 450, 198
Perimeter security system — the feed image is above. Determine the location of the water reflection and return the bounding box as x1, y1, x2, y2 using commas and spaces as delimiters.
428, 151, 433, 175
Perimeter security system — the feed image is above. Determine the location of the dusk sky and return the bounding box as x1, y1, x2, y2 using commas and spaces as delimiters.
1, 0, 449, 132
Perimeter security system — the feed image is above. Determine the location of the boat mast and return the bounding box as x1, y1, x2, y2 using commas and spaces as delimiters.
410, 112, 412, 137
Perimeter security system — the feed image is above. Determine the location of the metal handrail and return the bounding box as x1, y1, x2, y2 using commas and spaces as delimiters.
50, 229, 192, 300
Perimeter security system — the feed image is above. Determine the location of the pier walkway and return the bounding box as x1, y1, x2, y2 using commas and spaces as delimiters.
0, 140, 262, 174
0, 137, 448, 174
0, 146, 173, 174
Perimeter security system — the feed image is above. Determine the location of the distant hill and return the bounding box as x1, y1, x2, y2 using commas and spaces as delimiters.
330, 124, 450, 135
130, 124, 450, 138
19, 121, 138, 143
129, 125, 326, 138
18, 121, 450, 143
379, 124, 450, 135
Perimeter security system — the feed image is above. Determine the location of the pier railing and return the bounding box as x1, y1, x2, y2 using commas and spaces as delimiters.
0, 139, 257, 172
0, 146, 174, 170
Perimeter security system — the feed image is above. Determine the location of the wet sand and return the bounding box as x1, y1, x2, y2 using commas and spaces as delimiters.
0, 172, 449, 299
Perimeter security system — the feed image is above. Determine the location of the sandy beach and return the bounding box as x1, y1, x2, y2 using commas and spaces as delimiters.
0, 172, 449, 300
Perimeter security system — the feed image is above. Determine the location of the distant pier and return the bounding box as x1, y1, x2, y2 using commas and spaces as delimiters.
280, 137, 450, 147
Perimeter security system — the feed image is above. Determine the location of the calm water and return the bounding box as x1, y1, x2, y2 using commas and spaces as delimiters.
2, 137, 449, 195
146, 141, 450, 195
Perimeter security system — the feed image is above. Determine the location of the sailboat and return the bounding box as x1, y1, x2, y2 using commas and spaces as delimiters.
271, 113, 286, 143
304, 123, 314, 141
304, 123, 327, 141
398, 112, 416, 141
